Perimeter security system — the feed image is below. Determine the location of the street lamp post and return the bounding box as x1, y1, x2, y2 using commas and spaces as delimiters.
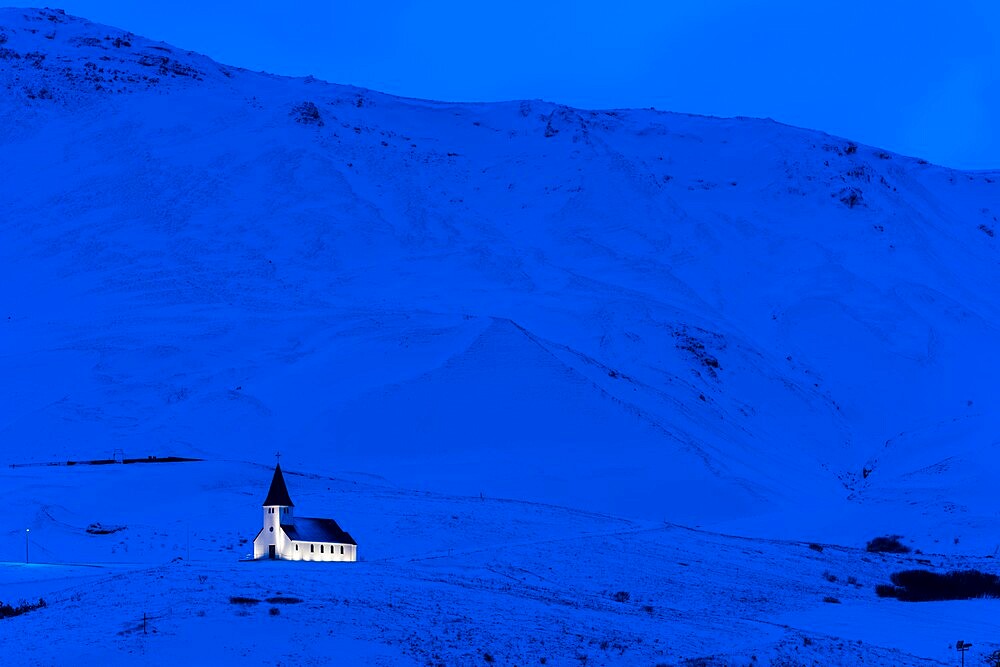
957, 640, 972, 667
25, 528, 30, 564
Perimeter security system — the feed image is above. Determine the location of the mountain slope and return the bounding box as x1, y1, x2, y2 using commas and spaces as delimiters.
1, 8, 998, 537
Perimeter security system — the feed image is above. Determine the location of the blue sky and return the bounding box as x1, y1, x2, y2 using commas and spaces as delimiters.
25, 1, 1000, 169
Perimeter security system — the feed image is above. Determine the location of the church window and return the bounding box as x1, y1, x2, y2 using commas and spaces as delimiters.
340, 545, 344, 554
295, 545, 299, 551
320, 545, 324, 553
310, 544, 314, 553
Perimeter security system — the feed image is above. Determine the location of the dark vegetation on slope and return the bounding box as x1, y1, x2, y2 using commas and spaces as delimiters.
86, 522, 126, 535
875, 569, 1000, 602
10, 456, 202, 468
866, 535, 911, 554
229, 596, 260, 605
0, 598, 47, 619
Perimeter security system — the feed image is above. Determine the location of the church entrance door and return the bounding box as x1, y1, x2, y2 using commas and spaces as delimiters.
268, 545, 276, 559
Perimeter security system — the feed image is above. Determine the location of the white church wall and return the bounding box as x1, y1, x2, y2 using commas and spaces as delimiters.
252, 531, 267, 559
284, 542, 356, 562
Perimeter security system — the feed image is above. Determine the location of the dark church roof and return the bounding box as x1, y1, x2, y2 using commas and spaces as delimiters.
282, 517, 357, 546
262, 464, 294, 507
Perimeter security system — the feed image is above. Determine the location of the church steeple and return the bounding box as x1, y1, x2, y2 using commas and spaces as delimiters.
262, 463, 294, 507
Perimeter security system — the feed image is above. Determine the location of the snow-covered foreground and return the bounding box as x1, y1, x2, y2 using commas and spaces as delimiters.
2, 461, 998, 665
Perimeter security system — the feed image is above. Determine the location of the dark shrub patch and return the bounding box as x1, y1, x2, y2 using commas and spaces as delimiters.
823, 596, 840, 604
87, 522, 126, 535
866, 535, 910, 553
875, 584, 897, 598
229, 596, 260, 605
611, 591, 630, 603
875, 569, 1000, 602
808, 543, 824, 553
838, 187, 864, 208
268, 606, 280, 616
0, 598, 46, 619
291, 101, 324, 126
265, 596, 302, 604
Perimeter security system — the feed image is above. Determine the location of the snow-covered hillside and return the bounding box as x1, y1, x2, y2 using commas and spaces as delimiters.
0, 8, 999, 664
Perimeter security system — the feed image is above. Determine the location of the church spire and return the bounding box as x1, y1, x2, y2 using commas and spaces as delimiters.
262, 463, 294, 507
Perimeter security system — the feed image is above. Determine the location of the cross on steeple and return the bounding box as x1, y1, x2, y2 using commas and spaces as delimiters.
275, 451, 282, 465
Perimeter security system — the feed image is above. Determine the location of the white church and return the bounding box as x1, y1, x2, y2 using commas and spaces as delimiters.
252, 462, 357, 562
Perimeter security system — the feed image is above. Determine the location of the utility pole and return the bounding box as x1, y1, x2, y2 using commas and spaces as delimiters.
25, 528, 29, 564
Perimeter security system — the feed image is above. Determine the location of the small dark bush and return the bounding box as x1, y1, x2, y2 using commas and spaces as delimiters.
265, 596, 302, 604
823, 571, 837, 583
483, 653, 495, 663
875, 569, 1000, 602
611, 591, 630, 603
808, 543, 824, 553
642, 604, 654, 615
838, 187, 864, 208
875, 584, 897, 598
291, 101, 324, 126
866, 535, 910, 554
268, 607, 280, 616
229, 596, 260, 605
86, 522, 126, 535
823, 596, 841, 604
0, 598, 46, 619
